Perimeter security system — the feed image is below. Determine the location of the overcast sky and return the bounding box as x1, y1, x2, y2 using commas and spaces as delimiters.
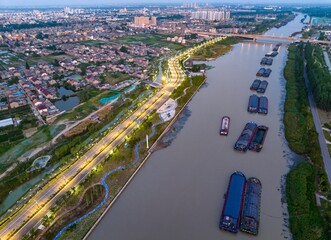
1, 0, 329, 7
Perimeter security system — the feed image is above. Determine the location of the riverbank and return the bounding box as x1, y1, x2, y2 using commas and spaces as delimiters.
284, 43, 329, 240
191, 37, 237, 61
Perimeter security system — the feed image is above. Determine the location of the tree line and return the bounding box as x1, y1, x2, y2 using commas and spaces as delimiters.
305, 43, 331, 111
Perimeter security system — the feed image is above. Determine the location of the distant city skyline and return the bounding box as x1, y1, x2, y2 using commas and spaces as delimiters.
1, 0, 330, 7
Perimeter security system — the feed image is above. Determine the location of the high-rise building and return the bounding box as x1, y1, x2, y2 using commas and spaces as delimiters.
183, 3, 198, 8
191, 10, 231, 21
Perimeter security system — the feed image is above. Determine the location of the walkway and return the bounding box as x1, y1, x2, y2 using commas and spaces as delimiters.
54, 120, 163, 240
303, 51, 331, 185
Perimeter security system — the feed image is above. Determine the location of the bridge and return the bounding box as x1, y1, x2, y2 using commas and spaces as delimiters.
186, 31, 331, 45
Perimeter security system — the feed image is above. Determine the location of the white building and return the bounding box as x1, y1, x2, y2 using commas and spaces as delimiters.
191, 10, 230, 21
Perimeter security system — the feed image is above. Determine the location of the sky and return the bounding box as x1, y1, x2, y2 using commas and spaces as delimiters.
1, 0, 330, 7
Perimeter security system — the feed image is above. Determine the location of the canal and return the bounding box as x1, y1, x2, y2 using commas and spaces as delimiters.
88, 13, 306, 240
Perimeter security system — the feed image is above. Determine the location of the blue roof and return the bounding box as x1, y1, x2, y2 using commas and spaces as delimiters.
223, 172, 246, 219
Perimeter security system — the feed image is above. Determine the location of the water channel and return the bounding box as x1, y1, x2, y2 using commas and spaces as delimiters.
88, 13, 306, 240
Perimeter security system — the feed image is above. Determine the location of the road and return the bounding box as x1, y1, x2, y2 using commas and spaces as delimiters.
303, 51, 331, 184
0, 37, 224, 240
323, 51, 331, 73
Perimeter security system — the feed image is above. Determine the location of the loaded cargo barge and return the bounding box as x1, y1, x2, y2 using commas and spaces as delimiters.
249, 125, 268, 152
247, 94, 259, 113
250, 79, 261, 91
258, 96, 268, 114
220, 116, 230, 135
240, 177, 262, 235
234, 122, 257, 152
220, 172, 247, 233
256, 80, 268, 93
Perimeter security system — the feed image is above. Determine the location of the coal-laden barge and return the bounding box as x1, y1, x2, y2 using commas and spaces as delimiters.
240, 177, 262, 235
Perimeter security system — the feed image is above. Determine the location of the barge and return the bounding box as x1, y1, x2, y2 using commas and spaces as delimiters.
263, 68, 272, 78
256, 68, 265, 77
256, 80, 268, 94
240, 177, 262, 235
260, 57, 268, 65
250, 79, 261, 91
220, 172, 247, 233
247, 94, 259, 113
265, 58, 273, 66
220, 116, 230, 136
258, 96, 268, 114
248, 125, 268, 152
265, 51, 278, 57
234, 122, 258, 152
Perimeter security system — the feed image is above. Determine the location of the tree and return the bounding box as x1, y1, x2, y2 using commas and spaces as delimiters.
54, 59, 60, 67
25, 61, 30, 70
120, 46, 128, 53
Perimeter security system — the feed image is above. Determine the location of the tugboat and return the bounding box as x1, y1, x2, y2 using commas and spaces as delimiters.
234, 122, 258, 152
220, 116, 230, 136
248, 125, 269, 152
220, 172, 247, 233
240, 177, 262, 235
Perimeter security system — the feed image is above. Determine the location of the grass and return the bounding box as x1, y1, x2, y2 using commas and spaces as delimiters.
323, 130, 331, 142
286, 163, 328, 240
101, 72, 131, 85
191, 37, 238, 60
54, 90, 110, 122
111, 34, 185, 50
80, 40, 109, 46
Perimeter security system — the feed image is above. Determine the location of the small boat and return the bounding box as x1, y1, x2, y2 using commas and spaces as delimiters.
250, 79, 261, 91
247, 94, 259, 113
220, 116, 230, 136
234, 122, 258, 152
248, 125, 269, 152
240, 177, 262, 235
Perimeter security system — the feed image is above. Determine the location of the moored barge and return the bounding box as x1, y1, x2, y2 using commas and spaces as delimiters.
250, 79, 261, 91
256, 80, 268, 94
256, 68, 266, 77
263, 68, 272, 78
220, 116, 230, 135
260, 57, 268, 65
240, 177, 262, 235
234, 122, 258, 152
248, 125, 268, 152
248, 94, 259, 113
220, 172, 247, 233
258, 96, 268, 114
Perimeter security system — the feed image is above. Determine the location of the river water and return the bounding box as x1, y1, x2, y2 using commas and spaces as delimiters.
88, 13, 306, 240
